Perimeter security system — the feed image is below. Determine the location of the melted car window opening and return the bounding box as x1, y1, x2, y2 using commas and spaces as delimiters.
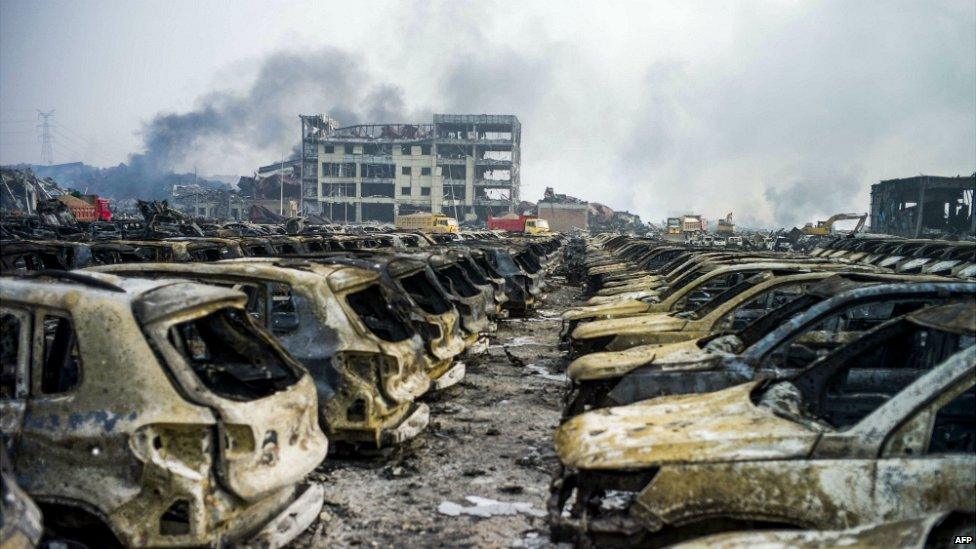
1, 313, 22, 399
930, 386, 976, 454
712, 284, 810, 330
400, 272, 451, 315
474, 257, 501, 278
459, 259, 488, 285
764, 299, 932, 371
737, 295, 822, 347
438, 266, 478, 298
270, 283, 300, 334
41, 314, 81, 394
167, 308, 299, 401
794, 324, 970, 430
346, 285, 412, 342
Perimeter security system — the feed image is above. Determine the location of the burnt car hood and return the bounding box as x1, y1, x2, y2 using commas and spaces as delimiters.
561, 299, 653, 321
555, 382, 819, 470
571, 313, 686, 341
594, 279, 667, 296
567, 339, 711, 381
586, 289, 661, 305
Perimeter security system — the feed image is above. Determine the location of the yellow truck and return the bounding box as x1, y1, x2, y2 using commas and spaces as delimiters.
395, 212, 460, 233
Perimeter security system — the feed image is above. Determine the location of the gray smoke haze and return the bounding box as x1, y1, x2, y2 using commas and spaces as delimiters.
33, 0, 968, 226
130, 47, 415, 176
606, 1, 975, 227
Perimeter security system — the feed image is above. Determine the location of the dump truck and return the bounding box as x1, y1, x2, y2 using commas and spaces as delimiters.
395, 211, 459, 233
487, 214, 551, 234
55, 194, 112, 222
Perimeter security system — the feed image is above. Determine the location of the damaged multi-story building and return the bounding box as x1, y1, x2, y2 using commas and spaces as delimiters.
300, 114, 521, 223
870, 174, 975, 238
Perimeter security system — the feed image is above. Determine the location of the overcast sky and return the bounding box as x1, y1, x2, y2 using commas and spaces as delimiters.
1, 0, 973, 226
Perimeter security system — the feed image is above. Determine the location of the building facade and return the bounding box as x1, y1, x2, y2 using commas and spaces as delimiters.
300, 114, 520, 223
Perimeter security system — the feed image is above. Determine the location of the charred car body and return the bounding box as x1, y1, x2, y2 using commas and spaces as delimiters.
0, 271, 327, 546
552, 301, 975, 546
88, 259, 433, 448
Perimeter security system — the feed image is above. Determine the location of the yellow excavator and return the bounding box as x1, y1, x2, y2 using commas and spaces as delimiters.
802, 212, 867, 236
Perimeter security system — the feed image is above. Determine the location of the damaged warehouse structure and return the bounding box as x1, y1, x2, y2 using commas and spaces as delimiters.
300, 114, 521, 223
870, 174, 975, 238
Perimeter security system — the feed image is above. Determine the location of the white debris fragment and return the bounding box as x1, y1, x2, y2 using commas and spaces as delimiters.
467, 337, 490, 355
437, 496, 545, 518
526, 363, 568, 382
504, 336, 540, 347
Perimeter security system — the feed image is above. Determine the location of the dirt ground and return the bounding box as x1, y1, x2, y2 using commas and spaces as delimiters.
295, 276, 580, 548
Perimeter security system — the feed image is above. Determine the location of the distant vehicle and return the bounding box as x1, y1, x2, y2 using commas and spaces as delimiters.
681, 214, 705, 233
395, 212, 459, 233
89, 196, 112, 221
663, 217, 684, 242
56, 194, 112, 222
487, 214, 551, 234
716, 212, 735, 235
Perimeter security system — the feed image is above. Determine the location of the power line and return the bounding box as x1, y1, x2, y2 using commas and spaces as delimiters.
54, 119, 130, 164
52, 127, 86, 148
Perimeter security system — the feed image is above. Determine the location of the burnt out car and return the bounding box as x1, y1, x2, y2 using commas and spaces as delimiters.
551, 302, 975, 546
478, 247, 537, 315
281, 252, 470, 390
424, 252, 493, 346
567, 262, 882, 355
440, 247, 508, 319
0, 271, 327, 547
459, 247, 511, 313
89, 260, 433, 447
565, 275, 974, 416
0, 240, 93, 272
104, 239, 240, 263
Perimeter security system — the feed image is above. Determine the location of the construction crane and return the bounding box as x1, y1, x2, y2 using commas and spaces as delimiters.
802, 212, 868, 236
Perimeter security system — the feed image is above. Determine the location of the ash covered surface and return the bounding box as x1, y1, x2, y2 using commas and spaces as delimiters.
295, 278, 581, 547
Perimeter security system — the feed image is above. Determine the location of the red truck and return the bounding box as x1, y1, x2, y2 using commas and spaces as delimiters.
58, 194, 112, 222
487, 214, 550, 234
90, 196, 112, 221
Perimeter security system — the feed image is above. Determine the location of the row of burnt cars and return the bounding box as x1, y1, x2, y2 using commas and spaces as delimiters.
550, 234, 975, 547
0, 228, 563, 547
